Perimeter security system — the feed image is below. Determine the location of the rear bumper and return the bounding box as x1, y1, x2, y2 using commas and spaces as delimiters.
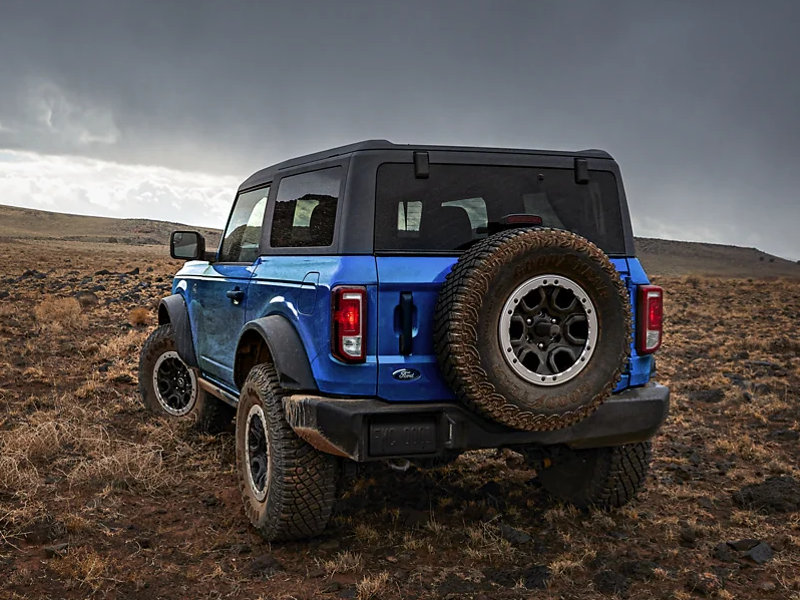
282, 383, 669, 462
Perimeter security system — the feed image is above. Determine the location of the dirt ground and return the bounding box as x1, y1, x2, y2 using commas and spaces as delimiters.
1, 238, 798, 599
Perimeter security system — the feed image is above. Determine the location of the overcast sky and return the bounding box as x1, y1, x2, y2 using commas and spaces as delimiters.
1, 0, 798, 259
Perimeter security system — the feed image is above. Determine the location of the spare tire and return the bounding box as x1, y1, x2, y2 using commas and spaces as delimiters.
433, 228, 631, 431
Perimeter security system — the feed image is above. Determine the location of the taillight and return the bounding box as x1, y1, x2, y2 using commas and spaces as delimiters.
637, 285, 663, 354
332, 286, 366, 363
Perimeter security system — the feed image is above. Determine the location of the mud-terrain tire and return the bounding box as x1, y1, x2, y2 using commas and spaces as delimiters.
534, 442, 651, 509
235, 363, 338, 541
138, 324, 234, 434
434, 228, 631, 431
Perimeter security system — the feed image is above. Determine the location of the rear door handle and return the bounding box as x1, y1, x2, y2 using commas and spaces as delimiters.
226, 288, 245, 303
399, 292, 414, 355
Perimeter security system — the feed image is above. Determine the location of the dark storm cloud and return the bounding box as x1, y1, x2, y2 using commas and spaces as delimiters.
1, 0, 799, 259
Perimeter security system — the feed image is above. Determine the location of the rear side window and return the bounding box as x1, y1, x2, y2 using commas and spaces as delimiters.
219, 186, 269, 262
270, 167, 342, 248
375, 163, 625, 254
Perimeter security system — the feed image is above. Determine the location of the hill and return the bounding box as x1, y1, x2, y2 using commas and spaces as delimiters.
0, 204, 797, 278
0, 204, 221, 248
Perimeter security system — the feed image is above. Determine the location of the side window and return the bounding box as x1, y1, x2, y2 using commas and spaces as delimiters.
270, 167, 342, 248
219, 186, 269, 262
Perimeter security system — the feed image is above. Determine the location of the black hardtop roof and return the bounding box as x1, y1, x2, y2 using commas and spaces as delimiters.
239, 140, 614, 191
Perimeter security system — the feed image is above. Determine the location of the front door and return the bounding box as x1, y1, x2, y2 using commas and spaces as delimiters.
192, 186, 269, 387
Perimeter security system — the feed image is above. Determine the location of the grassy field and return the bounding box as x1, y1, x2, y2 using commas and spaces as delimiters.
0, 234, 799, 599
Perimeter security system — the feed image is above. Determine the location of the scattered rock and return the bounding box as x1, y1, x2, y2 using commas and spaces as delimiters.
593, 569, 628, 595
727, 538, 759, 551
688, 389, 725, 403
499, 522, 531, 545
44, 542, 69, 558
760, 581, 777, 592
247, 554, 283, 578
620, 560, 658, 580
713, 539, 775, 564
733, 476, 800, 513
744, 542, 774, 564
94, 269, 112, 276
0, 290, 8, 300
767, 429, 799, 442
519, 565, 549, 590
127, 267, 140, 275
712, 542, 737, 562
112, 373, 134, 384
75, 290, 99, 308
679, 523, 700, 547
687, 572, 722, 596
202, 495, 220, 507
231, 543, 251, 555
697, 497, 714, 510
317, 538, 341, 551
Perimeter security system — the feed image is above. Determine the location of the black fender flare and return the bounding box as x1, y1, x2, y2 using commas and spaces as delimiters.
234, 316, 317, 392
157, 294, 198, 368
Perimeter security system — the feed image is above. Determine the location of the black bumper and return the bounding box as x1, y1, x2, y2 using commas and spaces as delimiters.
282, 383, 670, 462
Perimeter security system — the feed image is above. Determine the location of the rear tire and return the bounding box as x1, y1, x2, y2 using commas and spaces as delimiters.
235, 363, 338, 541
533, 442, 651, 509
138, 324, 234, 434
434, 228, 631, 432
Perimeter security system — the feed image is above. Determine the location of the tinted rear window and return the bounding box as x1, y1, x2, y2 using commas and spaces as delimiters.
375, 163, 625, 254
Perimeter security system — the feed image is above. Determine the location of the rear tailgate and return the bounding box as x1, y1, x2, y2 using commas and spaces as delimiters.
375, 256, 457, 402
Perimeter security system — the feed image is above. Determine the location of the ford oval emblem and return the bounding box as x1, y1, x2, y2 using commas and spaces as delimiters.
392, 368, 421, 381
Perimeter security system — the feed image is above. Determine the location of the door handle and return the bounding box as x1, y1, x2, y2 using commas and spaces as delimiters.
399, 292, 414, 355
226, 288, 245, 303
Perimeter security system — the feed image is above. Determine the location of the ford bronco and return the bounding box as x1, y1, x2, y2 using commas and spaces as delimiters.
139, 140, 669, 541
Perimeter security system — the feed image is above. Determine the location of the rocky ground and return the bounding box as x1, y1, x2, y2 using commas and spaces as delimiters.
0, 238, 798, 599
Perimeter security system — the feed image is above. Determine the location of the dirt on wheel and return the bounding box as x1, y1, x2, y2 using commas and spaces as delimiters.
434, 228, 631, 431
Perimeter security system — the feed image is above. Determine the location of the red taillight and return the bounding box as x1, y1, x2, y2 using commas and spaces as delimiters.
332, 286, 366, 363
637, 285, 663, 354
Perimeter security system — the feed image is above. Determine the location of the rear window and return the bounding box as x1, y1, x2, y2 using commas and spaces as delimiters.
375, 163, 625, 254
270, 167, 342, 248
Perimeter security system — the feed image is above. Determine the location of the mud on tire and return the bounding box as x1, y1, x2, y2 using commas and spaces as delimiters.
433, 228, 631, 431
235, 363, 338, 541
534, 442, 652, 509
138, 324, 234, 434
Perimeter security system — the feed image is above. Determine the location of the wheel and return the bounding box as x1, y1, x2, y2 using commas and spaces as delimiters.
434, 228, 631, 431
534, 442, 651, 509
138, 324, 234, 434
235, 363, 338, 541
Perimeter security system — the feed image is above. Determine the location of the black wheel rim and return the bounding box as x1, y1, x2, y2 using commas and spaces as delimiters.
499, 275, 598, 386
153, 351, 197, 415
246, 405, 268, 500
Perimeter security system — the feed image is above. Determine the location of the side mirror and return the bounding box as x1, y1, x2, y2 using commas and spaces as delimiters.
170, 231, 206, 260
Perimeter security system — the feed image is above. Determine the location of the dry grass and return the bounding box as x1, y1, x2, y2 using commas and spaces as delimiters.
128, 306, 151, 327
320, 551, 364, 577
356, 571, 391, 600
2, 234, 800, 599
34, 296, 86, 332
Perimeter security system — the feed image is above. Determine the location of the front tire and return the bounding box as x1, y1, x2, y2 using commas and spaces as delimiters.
138, 324, 234, 434
235, 363, 338, 541
533, 442, 651, 509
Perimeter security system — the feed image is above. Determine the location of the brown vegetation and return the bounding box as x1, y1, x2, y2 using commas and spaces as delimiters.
0, 231, 798, 598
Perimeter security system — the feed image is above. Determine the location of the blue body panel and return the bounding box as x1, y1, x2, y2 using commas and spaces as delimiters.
175, 253, 654, 402
172, 261, 253, 385
375, 256, 458, 401
246, 255, 379, 397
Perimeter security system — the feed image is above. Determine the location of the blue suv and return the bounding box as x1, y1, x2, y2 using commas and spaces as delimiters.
139, 140, 669, 541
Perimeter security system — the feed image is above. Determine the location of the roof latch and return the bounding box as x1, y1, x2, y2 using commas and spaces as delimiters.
414, 151, 430, 179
